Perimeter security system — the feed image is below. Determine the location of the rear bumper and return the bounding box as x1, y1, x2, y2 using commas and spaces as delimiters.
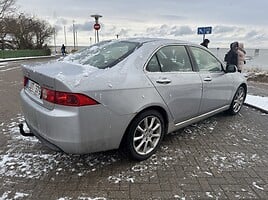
19, 122, 62, 151
20, 89, 131, 154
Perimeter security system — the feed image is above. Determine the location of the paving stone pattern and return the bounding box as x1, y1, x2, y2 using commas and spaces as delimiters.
0, 59, 267, 199
0, 107, 267, 200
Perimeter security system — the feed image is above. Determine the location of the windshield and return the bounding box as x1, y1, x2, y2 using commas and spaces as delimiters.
64, 40, 140, 69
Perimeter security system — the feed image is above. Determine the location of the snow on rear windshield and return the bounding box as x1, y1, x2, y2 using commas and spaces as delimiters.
63, 40, 140, 69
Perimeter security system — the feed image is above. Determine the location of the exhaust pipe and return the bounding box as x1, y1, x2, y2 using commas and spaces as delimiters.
18, 123, 34, 137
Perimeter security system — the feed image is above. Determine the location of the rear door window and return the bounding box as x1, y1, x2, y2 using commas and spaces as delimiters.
146, 55, 161, 72
146, 45, 193, 72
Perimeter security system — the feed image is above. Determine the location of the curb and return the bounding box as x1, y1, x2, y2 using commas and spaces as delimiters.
244, 103, 268, 114
0, 55, 60, 62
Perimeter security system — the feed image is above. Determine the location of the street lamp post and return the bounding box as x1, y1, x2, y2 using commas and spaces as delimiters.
76, 30, 78, 49
90, 14, 102, 43
53, 27, 56, 54
73, 20, 76, 50
64, 25, 67, 47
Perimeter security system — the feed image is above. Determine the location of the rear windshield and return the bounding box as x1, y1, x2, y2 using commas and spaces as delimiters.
64, 40, 140, 69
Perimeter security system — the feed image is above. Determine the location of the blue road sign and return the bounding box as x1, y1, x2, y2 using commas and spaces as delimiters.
197, 27, 212, 35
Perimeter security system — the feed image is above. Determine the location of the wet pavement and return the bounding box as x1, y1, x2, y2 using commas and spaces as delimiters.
0, 59, 267, 199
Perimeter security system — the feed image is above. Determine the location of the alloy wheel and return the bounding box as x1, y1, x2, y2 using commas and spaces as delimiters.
133, 115, 162, 156
233, 87, 245, 113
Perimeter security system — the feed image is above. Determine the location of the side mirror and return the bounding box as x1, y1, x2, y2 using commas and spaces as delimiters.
226, 64, 237, 73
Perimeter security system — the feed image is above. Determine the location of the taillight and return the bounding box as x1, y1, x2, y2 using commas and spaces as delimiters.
42, 88, 55, 103
42, 88, 99, 106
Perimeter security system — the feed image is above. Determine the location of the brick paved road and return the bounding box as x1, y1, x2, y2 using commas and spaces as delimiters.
0, 59, 267, 199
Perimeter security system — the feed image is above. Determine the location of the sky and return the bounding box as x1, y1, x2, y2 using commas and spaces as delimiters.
15, 0, 268, 48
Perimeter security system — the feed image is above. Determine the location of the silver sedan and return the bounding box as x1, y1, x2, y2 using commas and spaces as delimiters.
20, 38, 247, 160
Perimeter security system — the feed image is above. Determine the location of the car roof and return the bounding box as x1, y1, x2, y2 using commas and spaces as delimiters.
119, 37, 195, 46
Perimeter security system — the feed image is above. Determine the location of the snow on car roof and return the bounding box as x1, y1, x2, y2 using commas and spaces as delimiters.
118, 37, 193, 46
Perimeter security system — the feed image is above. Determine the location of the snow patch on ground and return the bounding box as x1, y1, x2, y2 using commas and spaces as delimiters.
206, 192, 214, 198
253, 182, 264, 190
0, 191, 29, 200
203, 150, 261, 173
0, 114, 120, 182
0, 111, 267, 199
0, 153, 58, 178
58, 196, 106, 200
0, 62, 9, 65
13, 192, 29, 199
245, 94, 268, 112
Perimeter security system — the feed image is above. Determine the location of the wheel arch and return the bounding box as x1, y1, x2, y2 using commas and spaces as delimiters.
240, 83, 247, 95
236, 82, 247, 102
228, 83, 247, 115
119, 105, 169, 148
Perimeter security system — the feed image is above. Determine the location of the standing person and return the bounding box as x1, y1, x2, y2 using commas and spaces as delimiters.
224, 42, 238, 69
61, 44, 66, 56
237, 43, 246, 73
200, 39, 210, 48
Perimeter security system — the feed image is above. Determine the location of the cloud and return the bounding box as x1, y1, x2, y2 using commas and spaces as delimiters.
213, 26, 237, 34
67, 21, 95, 32
100, 25, 131, 38
118, 29, 129, 37
76, 21, 95, 32
54, 24, 62, 32
245, 30, 268, 41
101, 25, 116, 35
159, 14, 186, 21
146, 24, 170, 37
170, 26, 194, 36
213, 25, 246, 34
145, 24, 194, 37
56, 18, 68, 25
245, 30, 259, 39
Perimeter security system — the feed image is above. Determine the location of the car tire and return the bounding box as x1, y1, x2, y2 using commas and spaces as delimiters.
228, 86, 246, 115
123, 110, 165, 161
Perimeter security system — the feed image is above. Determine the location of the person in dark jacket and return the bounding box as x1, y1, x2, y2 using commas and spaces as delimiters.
224, 42, 239, 70
61, 44, 66, 56
200, 39, 210, 48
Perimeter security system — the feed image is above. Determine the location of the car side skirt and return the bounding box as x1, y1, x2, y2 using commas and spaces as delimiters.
169, 105, 230, 132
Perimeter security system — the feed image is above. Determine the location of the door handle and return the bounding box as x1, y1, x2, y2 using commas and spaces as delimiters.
156, 78, 171, 84
204, 77, 212, 82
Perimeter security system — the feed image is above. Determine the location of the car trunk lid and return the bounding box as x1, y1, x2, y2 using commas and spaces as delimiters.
22, 61, 99, 110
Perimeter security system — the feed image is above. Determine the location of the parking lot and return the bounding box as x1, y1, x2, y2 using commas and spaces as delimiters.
0, 59, 268, 199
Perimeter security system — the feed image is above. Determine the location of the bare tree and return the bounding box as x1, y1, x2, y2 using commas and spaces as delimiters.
7, 14, 35, 49
0, 0, 15, 19
0, 0, 16, 49
32, 19, 55, 49
5, 14, 54, 49
0, 2, 54, 50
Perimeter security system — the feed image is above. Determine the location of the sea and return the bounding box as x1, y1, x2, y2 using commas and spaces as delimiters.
210, 48, 268, 72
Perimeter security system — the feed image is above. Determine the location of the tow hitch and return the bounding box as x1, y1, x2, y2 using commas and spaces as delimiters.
18, 123, 34, 136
